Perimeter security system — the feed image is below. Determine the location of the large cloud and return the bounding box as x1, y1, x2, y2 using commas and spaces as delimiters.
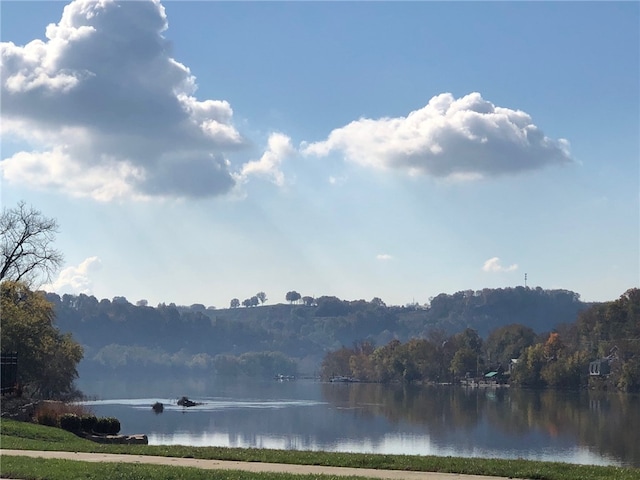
303, 92, 573, 180
1, 0, 241, 200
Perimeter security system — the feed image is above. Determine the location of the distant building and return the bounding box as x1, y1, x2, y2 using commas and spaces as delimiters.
589, 358, 611, 377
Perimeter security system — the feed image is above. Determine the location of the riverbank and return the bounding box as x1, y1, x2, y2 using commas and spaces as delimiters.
1, 419, 638, 480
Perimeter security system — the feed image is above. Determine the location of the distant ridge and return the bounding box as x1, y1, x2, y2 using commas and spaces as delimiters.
47, 287, 590, 375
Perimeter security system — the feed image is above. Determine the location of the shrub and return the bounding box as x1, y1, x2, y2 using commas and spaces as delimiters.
94, 416, 121, 435
94, 417, 110, 434
59, 413, 81, 432
80, 414, 98, 433
109, 417, 121, 434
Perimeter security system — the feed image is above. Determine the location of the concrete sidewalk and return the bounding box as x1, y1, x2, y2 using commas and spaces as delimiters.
1, 449, 520, 480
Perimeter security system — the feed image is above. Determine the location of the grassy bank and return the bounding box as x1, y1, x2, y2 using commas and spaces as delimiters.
1, 418, 638, 480
1, 456, 362, 480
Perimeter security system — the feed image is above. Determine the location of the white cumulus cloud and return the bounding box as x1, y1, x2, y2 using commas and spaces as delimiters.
302, 92, 573, 180
482, 257, 518, 273
43, 256, 102, 295
376, 254, 393, 261
237, 133, 295, 187
0, 0, 243, 201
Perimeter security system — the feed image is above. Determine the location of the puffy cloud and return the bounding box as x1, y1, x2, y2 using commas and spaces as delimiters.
482, 257, 518, 273
43, 256, 102, 295
303, 92, 573, 179
376, 254, 393, 261
237, 133, 295, 187
0, 0, 242, 201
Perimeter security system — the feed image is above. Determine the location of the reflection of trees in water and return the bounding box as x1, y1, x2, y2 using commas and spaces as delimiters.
321, 384, 640, 467
321, 383, 483, 432
486, 389, 640, 466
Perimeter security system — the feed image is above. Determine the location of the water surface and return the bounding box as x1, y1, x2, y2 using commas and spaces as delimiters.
78, 376, 640, 467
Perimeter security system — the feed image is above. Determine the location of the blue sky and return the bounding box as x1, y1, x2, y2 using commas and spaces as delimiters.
1, 1, 638, 308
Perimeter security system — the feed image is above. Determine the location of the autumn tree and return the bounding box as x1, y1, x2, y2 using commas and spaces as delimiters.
510, 343, 546, 387
577, 288, 640, 391
370, 339, 402, 382
320, 347, 353, 380
0, 281, 83, 399
349, 351, 374, 381
541, 350, 589, 388
1, 201, 63, 285
511, 331, 589, 389
543, 332, 564, 361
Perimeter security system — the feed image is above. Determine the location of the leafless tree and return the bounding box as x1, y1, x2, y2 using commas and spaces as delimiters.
0, 201, 63, 285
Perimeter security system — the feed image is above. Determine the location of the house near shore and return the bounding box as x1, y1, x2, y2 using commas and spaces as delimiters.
589, 358, 611, 377
589, 346, 618, 377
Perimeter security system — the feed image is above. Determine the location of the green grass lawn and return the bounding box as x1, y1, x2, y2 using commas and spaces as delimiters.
1, 455, 367, 480
1, 418, 638, 480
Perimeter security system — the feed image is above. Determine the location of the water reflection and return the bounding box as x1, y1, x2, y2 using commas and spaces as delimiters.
321, 383, 640, 467
78, 377, 639, 467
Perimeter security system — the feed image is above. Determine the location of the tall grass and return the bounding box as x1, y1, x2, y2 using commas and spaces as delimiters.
33, 401, 93, 427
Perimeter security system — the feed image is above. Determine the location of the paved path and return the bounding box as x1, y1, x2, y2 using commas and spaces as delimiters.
1, 449, 520, 480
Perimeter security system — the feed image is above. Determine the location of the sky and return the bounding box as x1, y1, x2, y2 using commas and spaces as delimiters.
1, 0, 638, 308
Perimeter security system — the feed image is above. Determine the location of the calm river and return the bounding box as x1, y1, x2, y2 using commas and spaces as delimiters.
78, 375, 640, 468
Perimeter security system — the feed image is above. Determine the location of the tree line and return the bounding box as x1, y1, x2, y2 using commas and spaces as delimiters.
229, 291, 317, 308
320, 288, 640, 391
230, 291, 267, 308
47, 287, 589, 378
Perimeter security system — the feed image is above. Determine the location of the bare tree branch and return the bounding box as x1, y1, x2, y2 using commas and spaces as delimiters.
0, 201, 63, 286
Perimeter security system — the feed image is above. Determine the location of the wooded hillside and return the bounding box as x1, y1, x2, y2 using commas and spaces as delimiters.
320, 288, 640, 391
48, 286, 589, 376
